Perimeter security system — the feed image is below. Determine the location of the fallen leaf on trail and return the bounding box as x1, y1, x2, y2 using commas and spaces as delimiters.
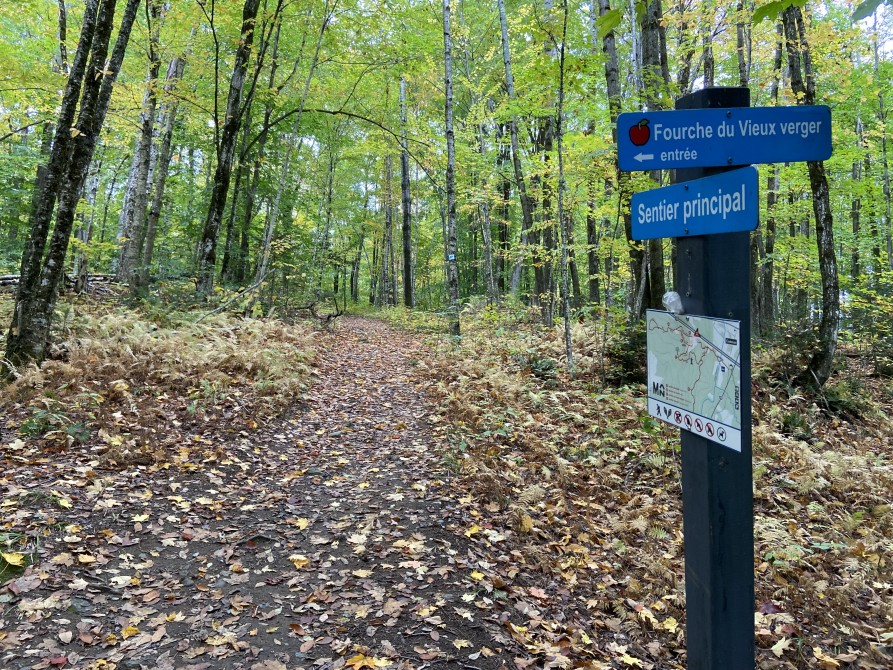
288, 517, 310, 529
465, 524, 481, 537
470, 570, 485, 581
1, 552, 25, 566
771, 637, 792, 657
352, 569, 373, 578
452, 639, 472, 649
345, 653, 392, 668
58, 631, 73, 644
131, 513, 149, 522
289, 554, 310, 569
121, 625, 139, 639
619, 654, 643, 667
77, 554, 96, 564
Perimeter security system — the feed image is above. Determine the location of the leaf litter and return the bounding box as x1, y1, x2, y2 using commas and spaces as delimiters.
2, 297, 891, 670
1, 312, 540, 669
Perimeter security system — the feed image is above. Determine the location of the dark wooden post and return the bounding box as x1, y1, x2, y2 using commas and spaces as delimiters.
674, 86, 755, 670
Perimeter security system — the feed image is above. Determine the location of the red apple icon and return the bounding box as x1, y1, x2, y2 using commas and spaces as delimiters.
629, 119, 650, 146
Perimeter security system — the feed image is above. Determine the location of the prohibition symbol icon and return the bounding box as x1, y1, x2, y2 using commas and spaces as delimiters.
674, 411, 683, 424
717, 427, 727, 442
684, 415, 693, 429
706, 423, 715, 438
695, 418, 703, 432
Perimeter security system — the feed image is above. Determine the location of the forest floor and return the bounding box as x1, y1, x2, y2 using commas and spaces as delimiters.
1, 298, 892, 670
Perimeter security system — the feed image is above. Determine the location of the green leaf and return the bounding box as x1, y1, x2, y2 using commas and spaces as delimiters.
752, 0, 806, 24
852, 0, 889, 22
596, 9, 622, 38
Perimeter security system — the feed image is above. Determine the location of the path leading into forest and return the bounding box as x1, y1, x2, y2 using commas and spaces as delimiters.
1, 318, 535, 670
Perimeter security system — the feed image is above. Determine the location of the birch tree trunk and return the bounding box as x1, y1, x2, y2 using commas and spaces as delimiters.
196, 0, 262, 294
497, 0, 535, 298
443, 0, 460, 335
5, 0, 141, 370
139, 55, 185, 288
783, 5, 840, 388
117, 0, 161, 290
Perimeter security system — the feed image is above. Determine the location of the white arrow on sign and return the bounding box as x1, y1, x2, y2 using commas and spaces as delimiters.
634, 152, 654, 162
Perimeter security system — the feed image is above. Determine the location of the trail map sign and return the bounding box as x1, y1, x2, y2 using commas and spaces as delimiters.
646, 310, 742, 451
617, 104, 831, 171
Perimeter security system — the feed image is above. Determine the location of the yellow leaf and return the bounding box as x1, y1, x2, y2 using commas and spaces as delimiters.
288, 517, 310, 530
464, 524, 481, 537
121, 625, 139, 639
661, 616, 679, 633
288, 554, 310, 569
452, 639, 472, 649
132, 514, 149, 522
69, 127, 82, 137
352, 569, 373, 578
345, 654, 392, 669
813, 649, 840, 669
771, 637, 792, 657
620, 654, 643, 667
470, 570, 485, 581
1, 551, 25, 566
77, 554, 96, 564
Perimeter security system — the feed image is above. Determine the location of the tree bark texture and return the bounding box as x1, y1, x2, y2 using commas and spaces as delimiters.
400, 77, 414, 307
498, 0, 535, 298
640, 0, 667, 313
197, 0, 262, 294
117, 0, 162, 289
783, 5, 840, 388
5, 0, 141, 371
443, 0, 460, 335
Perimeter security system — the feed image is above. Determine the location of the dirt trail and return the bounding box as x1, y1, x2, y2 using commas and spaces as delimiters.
1, 317, 523, 670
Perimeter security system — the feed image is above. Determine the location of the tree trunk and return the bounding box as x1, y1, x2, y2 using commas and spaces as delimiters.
196, 0, 262, 295
852, 118, 863, 283
641, 0, 668, 313
243, 0, 332, 311
556, 0, 573, 369
498, 0, 535, 298
140, 55, 185, 288
5, 0, 141, 370
442, 0, 460, 334
874, 18, 893, 271
117, 0, 161, 290
783, 5, 839, 388
400, 76, 414, 307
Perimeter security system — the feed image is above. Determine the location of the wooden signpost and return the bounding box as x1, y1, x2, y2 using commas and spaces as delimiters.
617, 87, 833, 670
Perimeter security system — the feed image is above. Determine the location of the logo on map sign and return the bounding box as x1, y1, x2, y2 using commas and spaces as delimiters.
629, 119, 650, 146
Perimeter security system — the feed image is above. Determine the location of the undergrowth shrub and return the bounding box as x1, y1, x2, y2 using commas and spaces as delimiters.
0, 296, 313, 462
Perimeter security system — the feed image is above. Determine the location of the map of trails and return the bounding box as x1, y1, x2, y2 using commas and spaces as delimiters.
646, 310, 742, 451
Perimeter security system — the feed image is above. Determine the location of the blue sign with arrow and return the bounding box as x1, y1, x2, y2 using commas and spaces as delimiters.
618, 105, 831, 171
631, 166, 759, 240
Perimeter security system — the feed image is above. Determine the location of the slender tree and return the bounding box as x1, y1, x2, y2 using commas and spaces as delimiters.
443, 0, 460, 335
782, 4, 839, 388
4, 0, 141, 371
197, 0, 263, 294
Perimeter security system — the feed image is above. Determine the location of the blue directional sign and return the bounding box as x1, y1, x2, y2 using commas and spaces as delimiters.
618, 105, 831, 171
631, 166, 758, 240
